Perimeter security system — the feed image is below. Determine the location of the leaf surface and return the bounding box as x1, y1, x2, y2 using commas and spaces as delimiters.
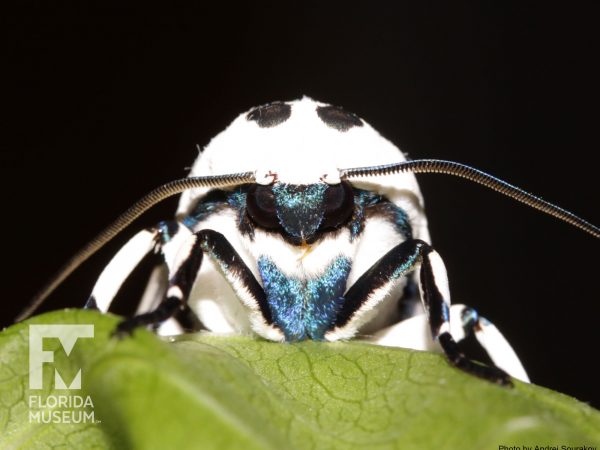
1, 310, 598, 449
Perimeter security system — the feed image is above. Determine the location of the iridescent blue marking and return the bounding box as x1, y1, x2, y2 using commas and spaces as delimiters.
349, 190, 379, 239
157, 221, 173, 242
349, 189, 412, 240
442, 304, 450, 324
183, 188, 248, 229
200, 240, 230, 273
391, 248, 420, 280
272, 184, 328, 239
389, 205, 412, 239
460, 306, 479, 328
157, 221, 179, 243
258, 256, 352, 341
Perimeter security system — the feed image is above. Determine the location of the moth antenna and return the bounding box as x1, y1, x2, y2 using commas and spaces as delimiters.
340, 159, 600, 239
16, 172, 255, 322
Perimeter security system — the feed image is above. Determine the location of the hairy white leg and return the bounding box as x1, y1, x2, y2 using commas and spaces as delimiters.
88, 229, 158, 312
136, 265, 168, 314
472, 315, 529, 383
134, 264, 182, 336
88, 221, 192, 318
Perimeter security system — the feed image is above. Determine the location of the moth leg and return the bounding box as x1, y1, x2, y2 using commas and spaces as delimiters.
135, 222, 203, 334
112, 225, 202, 337
418, 246, 512, 385
84, 219, 202, 335
331, 239, 512, 385
86, 228, 161, 312
368, 304, 529, 382
459, 306, 529, 382
113, 296, 184, 338
114, 230, 275, 338
137, 265, 204, 335
86, 221, 190, 310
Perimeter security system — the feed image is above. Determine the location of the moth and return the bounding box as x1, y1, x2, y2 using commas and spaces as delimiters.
18, 97, 599, 386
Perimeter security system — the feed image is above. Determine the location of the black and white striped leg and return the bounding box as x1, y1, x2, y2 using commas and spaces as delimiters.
329, 239, 512, 385
134, 260, 204, 334
419, 245, 512, 385
86, 221, 191, 313
459, 306, 529, 382
112, 297, 183, 338
369, 304, 529, 382
193, 230, 281, 340
113, 230, 204, 337
86, 220, 206, 335
85, 228, 160, 311
114, 230, 278, 339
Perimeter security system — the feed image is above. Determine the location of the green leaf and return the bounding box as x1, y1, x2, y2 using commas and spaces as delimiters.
1, 309, 599, 450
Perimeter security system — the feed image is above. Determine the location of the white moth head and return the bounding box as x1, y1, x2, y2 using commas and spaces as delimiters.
177, 97, 428, 241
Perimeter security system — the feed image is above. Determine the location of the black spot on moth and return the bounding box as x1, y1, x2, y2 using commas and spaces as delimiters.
316, 105, 363, 132
246, 102, 292, 128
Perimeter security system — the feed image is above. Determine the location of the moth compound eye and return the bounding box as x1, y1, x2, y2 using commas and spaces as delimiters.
246, 184, 280, 229
320, 181, 354, 230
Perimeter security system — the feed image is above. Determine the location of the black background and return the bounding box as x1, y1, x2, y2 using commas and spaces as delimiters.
3, 3, 599, 407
